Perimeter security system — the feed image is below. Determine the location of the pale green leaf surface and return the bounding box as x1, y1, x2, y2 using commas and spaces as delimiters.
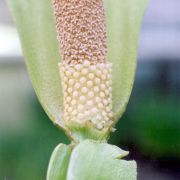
67, 140, 137, 180
104, 0, 148, 121
47, 143, 72, 180
7, 0, 64, 127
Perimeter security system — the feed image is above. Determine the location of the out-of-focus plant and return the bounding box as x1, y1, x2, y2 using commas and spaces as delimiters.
7, 0, 147, 179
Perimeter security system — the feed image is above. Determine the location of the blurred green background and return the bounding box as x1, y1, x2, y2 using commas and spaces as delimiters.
0, 0, 180, 179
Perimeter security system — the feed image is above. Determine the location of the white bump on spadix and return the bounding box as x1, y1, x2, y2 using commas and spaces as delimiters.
71, 100, 77, 106
66, 96, 71, 102
75, 64, 82, 70
95, 78, 101, 84
66, 71, 71, 76
87, 81, 93, 87
74, 83, 80, 89
73, 91, 78, 97
68, 88, 73, 93
88, 91, 94, 98
95, 96, 101, 103
79, 96, 86, 102
82, 68, 88, 75
80, 77, 86, 83
88, 73, 94, 79
81, 87, 88, 93
69, 79, 74, 85
78, 104, 84, 112
87, 100, 93, 107
73, 72, 79, 78
84, 60, 91, 67
94, 86, 99, 93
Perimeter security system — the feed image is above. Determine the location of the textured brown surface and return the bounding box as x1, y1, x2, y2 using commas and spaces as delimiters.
52, 0, 107, 64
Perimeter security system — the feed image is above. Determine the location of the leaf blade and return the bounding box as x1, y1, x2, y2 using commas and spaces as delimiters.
67, 140, 137, 180
105, 0, 148, 121
7, 0, 64, 127
47, 144, 72, 180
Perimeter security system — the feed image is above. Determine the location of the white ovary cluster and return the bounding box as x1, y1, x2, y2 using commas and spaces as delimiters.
59, 60, 113, 130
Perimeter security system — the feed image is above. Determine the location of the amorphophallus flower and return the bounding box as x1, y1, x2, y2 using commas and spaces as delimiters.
7, 0, 148, 179
53, 0, 114, 141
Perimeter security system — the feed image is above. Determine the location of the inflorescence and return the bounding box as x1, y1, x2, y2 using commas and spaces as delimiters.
53, 0, 113, 130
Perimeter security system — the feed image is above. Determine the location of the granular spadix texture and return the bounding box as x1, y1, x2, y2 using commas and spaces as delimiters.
53, 0, 107, 64
53, 0, 113, 130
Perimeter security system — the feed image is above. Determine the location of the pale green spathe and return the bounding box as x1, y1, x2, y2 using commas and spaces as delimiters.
7, 0, 147, 131
7, 0, 64, 128
105, 0, 147, 122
